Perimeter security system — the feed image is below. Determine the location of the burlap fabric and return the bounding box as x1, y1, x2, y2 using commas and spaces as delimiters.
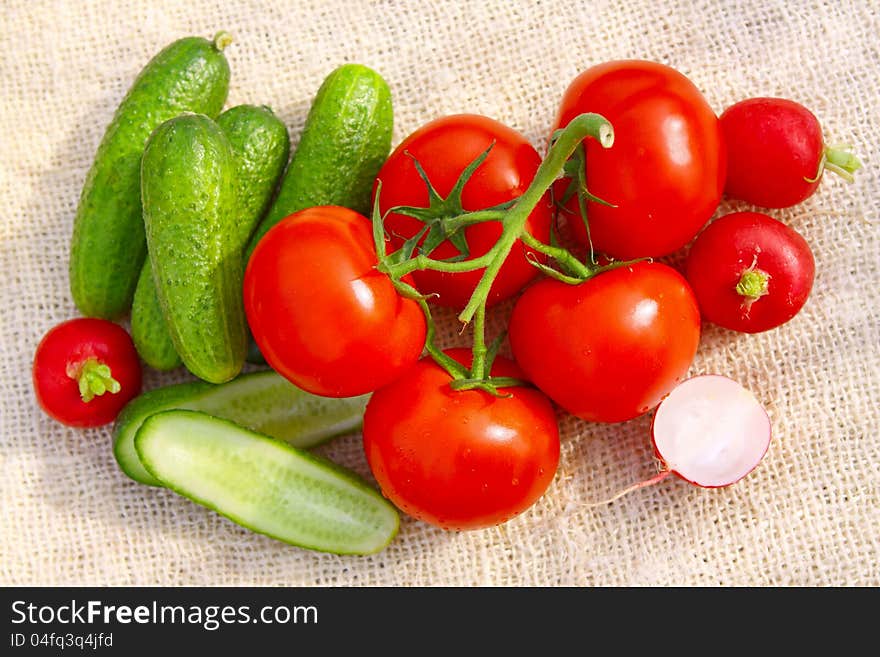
2, 0, 877, 587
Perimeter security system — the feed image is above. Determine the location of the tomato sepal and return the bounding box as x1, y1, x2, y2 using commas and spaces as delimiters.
376, 142, 518, 263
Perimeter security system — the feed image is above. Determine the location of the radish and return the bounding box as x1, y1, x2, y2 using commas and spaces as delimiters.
651, 375, 771, 487
587, 375, 771, 504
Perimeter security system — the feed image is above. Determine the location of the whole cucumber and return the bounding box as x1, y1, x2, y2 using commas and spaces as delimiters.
69, 32, 232, 319
141, 113, 245, 384
244, 63, 393, 261
131, 105, 289, 369
217, 104, 291, 247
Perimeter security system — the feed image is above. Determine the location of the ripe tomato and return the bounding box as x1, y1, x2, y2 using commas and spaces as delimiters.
363, 349, 560, 531
373, 114, 552, 309
33, 318, 142, 428
685, 211, 815, 333
243, 206, 426, 397
720, 97, 858, 208
508, 262, 701, 423
553, 60, 725, 259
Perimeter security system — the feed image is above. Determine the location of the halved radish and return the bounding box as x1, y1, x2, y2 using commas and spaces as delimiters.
586, 375, 771, 505
651, 375, 771, 487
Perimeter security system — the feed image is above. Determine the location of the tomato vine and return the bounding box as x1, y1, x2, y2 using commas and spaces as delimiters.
372, 112, 615, 395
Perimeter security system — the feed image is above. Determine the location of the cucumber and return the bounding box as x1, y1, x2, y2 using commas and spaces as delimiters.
130, 258, 182, 371
113, 370, 370, 485
245, 63, 393, 260
217, 104, 291, 247
70, 32, 232, 319
135, 410, 398, 554
141, 113, 245, 384
131, 105, 289, 370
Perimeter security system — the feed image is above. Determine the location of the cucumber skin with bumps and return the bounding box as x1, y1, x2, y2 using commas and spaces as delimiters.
131, 258, 182, 371
141, 114, 245, 384
131, 105, 289, 370
245, 63, 393, 260
134, 409, 399, 555
69, 34, 231, 319
217, 104, 291, 248
112, 370, 370, 486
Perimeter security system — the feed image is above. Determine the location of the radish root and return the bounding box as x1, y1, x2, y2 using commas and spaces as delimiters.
583, 469, 673, 507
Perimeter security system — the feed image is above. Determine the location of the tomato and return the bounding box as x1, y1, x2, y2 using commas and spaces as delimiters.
362, 349, 560, 530
33, 318, 142, 428
508, 262, 701, 423
243, 206, 426, 397
686, 211, 815, 333
373, 114, 552, 309
720, 97, 857, 208
553, 60, 725, 259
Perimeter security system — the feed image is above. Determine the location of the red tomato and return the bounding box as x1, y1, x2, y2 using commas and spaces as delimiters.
721, 97, 830, 208
685, 211, 815, 333
508, 262, 701, 423
243, 206, 426, 397
33, 318, 142, 428
553, 60, 725, 259
362, 349, 560, 530
373, 114, 552, 309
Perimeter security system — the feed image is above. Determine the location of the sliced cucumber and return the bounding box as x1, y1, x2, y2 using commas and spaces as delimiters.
135, 410, 398, 555
113, 370, 369, 486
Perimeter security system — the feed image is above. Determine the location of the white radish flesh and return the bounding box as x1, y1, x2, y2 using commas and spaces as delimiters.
651, 375, 771, 488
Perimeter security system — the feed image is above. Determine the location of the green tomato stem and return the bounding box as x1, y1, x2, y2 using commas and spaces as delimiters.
442, 209, 507, 234
418, 297, 470, 381
381, 250, 494, 279
449, 376, 524, 396
520, 231, 593, 279
390, 277, 469, 380
373, 113, 614, 389
470, 302, 488, 380
458, 113, 613, 325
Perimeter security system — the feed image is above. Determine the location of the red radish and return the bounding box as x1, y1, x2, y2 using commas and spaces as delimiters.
33, 318, 142, 428
685, 211, 815, 333
587, 375, 771, 504
651, 375, 771, 488
720, 97, 861, 208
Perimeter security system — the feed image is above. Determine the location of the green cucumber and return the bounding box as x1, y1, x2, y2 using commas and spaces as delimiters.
135, 410, 398, 554
217, 104, 291, 247
130, 258, 182, 371
141, 113, 245, 384
131, 105, 289, 370
70, 32, 232, 319
113, 370, 370, 485
245, 63, 393, 260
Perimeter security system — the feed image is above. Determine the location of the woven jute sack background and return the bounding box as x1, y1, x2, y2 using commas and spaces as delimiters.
1, 0, 877, 586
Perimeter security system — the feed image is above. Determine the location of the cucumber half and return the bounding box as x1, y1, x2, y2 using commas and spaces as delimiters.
135, 410, 398, 555
113, 370, 369, 486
